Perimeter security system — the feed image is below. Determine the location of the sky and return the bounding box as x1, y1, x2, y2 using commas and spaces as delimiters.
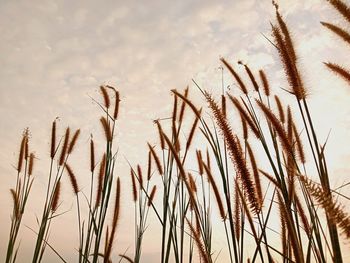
1, 0, 350, 262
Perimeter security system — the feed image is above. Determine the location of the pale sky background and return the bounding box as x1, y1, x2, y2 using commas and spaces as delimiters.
1, 0, 350, 262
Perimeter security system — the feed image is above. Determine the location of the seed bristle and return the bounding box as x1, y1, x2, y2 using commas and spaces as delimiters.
68, 129, 80, 154
148, 185, 157, 206
65, 163, 79, 195
90, 136, 95, 172
95, 154, 106, 208
221, 58, 248, 94
130, 168, 137, 202
100, 85, 110, 109
327, 0, 350, 25
59, 127, 70, 166
51, 181, 61, 212
50, 120, 57, 159
148, 143, 163, 175
324, 62, 350, 86
28, 153, 35, 176
259, 69, 270, 97
100, 117, 112, 142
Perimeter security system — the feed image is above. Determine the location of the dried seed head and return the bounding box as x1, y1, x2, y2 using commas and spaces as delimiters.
90, 136, 95, 172
240, 113, 248, 140
171, 89, 202, 118
221, 95, 226, 118
113, 177, 121, 224
259, 169, 280, 188
106, 86, 120, 119
148, 185, 157, 206
178, 87, 189, 123
246, 143, 263, 212
51, 181, 61, 212
65, 164, 79, 194
105, 177, 121, 261
186, 109, 202, 150
257, 100, 293, 157
203, 163, 225, 220
321, 22, 350, 46
293, 124, 306, 164
114, 90, 120, 120
259, 70, 270, 97
162, 132, 198, 211
28, 153, 35, 176
95, 154, 106, 208
205, 92, 259, 213
137, 164, 143, 188
294, 194, 310, 235
147, 151, 152, 181
17, 132, 28, 173
221, 58, 248, 94
271, 24, 306, 100
327, 0, 350, 25
301, 175, 350, 239
172, 120, 181, 153
278, 191, 287, 256
235, 182, 259, 242
186, 218, 210, 263
188, 173, 197, 193
234, 183, 241, 240
324, 62, 350, 86
59, 127, 70, 166
50, 120, 57, 159
148, 143, 163, 175
196, 150, 204, 176
274, 95, 285, 123
68, 129, 80, 154
10, 189, 20, 219
100, 85, 110, 109
228, 95, 260, 138
130, 168, 137, 202
287, 106, 294, 145
172, 94, 178, 123
24, 133, 29, 160
154, 119, 165, 150
241, 62, 260, 92
275, 6, 297, 63
100, 117, 112, 142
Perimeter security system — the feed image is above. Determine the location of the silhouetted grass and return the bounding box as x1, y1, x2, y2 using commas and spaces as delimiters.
4, 1, 350, 263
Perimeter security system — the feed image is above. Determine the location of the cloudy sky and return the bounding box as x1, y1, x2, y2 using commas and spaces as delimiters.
1, 0, 350, 262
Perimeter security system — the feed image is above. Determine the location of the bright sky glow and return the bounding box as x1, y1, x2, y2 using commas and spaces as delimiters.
1, 0, 350, 262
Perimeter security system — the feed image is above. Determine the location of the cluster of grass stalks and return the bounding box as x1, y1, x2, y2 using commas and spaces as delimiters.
5, 1, 350, 262
6, 128, 35, 263
6, 86, 121, 263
